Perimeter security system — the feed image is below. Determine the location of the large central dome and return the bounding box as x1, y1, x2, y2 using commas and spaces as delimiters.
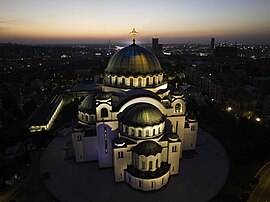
105, 44, 163, 76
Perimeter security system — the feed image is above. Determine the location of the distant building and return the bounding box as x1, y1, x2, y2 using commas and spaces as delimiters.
25, 88, 64, 132
152, 38, 163, 56
0, 96, 3, 128
253, 76, 270, 90
30, 79, 44, 90
210, 38, 215, 55
214, 46, 238, 58
211, 38, 215, 49
72, 37, 198, 191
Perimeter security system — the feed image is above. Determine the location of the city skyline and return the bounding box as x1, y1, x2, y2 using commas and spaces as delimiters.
1, 0, 270, 44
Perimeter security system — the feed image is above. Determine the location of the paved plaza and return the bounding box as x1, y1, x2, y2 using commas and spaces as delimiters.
40, 129, 229, 202
249, 162, 270, 202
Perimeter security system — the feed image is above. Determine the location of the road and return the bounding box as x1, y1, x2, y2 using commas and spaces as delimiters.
249, 162, 270, 202
0, 151, 57, 202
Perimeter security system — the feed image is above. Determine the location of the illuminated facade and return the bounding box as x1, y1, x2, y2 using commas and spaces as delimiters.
72, 33, 198, 191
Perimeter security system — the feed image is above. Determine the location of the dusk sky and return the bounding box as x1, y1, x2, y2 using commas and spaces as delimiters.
1, 0, 270, 44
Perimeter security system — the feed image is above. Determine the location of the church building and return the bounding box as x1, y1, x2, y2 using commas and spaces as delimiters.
72, 29, 198, 191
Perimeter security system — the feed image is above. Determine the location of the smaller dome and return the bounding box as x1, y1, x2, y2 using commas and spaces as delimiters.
168, 133, 179, 142
73, 122, 84, 132
78, 94, 95, 114
187, 114, 197, 123
113, 137, 126, 147
133, 141, 163, 156
120, 103, 165, 127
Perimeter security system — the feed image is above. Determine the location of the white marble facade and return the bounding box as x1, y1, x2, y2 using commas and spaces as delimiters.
72, 42, 198, 191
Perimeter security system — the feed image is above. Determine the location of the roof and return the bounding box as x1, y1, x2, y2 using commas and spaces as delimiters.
25, 87, 64, 126
96, 92, 111, 100
119, 103, 165, 127
78, 94, 95, 114
133, 141, 163, 156
105, 44, 163, 76
70, 82, 95, 92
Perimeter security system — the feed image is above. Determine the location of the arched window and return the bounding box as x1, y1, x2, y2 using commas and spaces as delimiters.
175, 103, 181, 113
115, 78, 118, 86
149, 161, 153, 170
141, 161, 145, 169
130, 78, 133, 86
109, 76, 112, 84
146, 130, 149, 137
85, 115, 89, 122
122, 78, 125, 86
146, 77, 150, 86
138, 78, 142, 87
138, 130, 142, 137
156, 159, 159, 168
81, 114, 84, 121
131, 129, 135, 136
90, 115, 95, 122
153, 77, 156, 84
153, 128, 156, 136
134, 157, 138, 168
101, 108, 108, 118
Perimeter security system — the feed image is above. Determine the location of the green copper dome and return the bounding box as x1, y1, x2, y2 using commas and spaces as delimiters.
120, 103, 165, 127
133, 141, 163, 156
78, 94, 95, 114
105, 44, 163, 76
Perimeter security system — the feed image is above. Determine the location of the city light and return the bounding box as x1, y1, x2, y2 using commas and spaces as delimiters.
227, 107, 232, 112
255, 117, 261, 122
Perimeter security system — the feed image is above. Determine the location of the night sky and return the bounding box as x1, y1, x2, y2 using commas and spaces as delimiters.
1, 0, 270, 44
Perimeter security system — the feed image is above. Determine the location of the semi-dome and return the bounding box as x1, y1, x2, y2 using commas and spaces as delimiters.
78, 94, 95, 114
133, 141, 163, 156
105, 44, 163, 76
120, 103, 165, 127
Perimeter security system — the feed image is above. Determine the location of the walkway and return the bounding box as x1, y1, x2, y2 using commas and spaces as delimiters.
249, 162, 270, 202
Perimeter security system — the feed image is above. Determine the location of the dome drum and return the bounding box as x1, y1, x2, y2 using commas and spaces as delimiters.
120, 122, 165, 139
78, 111, 95, 124
104, 73, 164, 88
132, 150, 162, 172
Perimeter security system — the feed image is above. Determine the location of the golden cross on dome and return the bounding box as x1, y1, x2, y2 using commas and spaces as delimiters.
130, 28, 138, 44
